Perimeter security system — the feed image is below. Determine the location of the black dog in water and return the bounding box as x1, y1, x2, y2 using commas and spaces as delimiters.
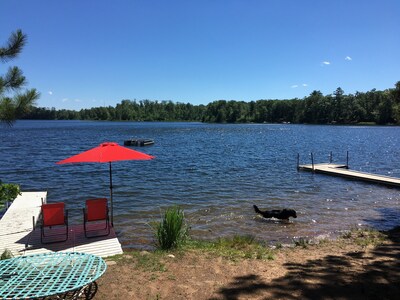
253, 205, 297, 220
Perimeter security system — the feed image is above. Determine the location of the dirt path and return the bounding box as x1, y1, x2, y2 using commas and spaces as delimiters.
96, 228, 400, 300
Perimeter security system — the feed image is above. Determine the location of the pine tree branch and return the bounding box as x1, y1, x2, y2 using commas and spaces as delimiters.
0, 77, 4, 96
0, 30, 26, 63
0, 97, 16, 126
3, 67, 26, 91
15, 88, 40, 116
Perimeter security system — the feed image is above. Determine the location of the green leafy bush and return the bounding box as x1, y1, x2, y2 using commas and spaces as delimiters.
154, 206, 188, 250
0, 180, 21, 210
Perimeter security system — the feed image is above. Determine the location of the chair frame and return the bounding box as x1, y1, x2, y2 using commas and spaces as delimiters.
83, 198, 110, 238
40, 202, 69, 244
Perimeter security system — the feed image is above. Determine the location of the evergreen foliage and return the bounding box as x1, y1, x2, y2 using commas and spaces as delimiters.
23, 81, 400, 125
0, 30, 40, 126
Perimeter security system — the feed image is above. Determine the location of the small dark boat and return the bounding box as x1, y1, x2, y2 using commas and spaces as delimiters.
124, 138, 154, 147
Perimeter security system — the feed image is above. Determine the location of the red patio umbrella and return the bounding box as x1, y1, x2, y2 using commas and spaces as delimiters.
56, 142, 155, 225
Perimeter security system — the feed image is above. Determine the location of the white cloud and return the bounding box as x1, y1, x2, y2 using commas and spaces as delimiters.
74, 99, 81, 103
48, 91, 53, 95
345, 56, 352, 61
322, 61, 331, 65
62, 98, 68, 102
291, 84, 308, 88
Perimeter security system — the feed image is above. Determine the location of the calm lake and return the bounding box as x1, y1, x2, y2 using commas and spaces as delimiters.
1, 120, 400, 249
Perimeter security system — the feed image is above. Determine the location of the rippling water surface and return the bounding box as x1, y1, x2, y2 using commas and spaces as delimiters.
1, 121, 400, 248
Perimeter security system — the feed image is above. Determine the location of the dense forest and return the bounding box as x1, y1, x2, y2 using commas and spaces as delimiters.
23, 81, 400, 125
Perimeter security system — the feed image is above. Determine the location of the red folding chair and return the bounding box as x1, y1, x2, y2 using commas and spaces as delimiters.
40, 202, 68, 244
83, 198, 110, 238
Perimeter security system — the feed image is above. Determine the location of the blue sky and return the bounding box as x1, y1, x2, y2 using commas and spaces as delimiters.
1, 0, 399, 110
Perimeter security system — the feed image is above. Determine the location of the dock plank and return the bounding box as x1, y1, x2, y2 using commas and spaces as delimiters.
0, 192, 123, 258
299, 163, 400, 187
0, 191, 45, 234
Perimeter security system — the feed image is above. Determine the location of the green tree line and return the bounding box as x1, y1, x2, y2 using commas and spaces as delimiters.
24, 100, 206, 122
23, 82, 400, 125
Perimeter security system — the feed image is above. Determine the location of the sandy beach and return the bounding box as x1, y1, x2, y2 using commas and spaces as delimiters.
95, 227, 400, 300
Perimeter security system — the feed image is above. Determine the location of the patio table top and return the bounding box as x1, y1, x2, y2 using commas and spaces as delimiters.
0, 252, 107, 299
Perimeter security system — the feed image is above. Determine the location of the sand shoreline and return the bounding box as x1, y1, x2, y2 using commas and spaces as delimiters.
96, 226, 400, 299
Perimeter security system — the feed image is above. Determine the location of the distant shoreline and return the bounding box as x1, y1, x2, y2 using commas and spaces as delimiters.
21, 82, 400, 126
17, 119, 400, 127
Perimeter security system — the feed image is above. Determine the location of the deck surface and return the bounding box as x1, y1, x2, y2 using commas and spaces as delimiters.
299, 163, 400, 187
0, 192, 123, 258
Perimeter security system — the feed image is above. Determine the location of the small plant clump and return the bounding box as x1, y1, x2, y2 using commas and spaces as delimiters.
293, 237, 311, 248
107, 251, 167, 273
154, 206, 188, 251
342, 227, 386, 247
185, 235, 275, 261
1, 249, 13, 260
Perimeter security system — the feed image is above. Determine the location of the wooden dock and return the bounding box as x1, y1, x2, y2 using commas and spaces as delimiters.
299, 163, 400, 187
0, 191, 123, 258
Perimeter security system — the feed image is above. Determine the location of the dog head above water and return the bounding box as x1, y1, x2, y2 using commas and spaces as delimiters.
282, 209, 297, 219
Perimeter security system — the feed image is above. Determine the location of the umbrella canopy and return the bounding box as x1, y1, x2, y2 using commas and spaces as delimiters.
56, 142, 154, 164
56, 142, 155, 225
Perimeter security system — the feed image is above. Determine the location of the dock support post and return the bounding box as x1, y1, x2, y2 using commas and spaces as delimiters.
311, 152, 315, 172
346, 151, 349, 169
297, 153, 300, 171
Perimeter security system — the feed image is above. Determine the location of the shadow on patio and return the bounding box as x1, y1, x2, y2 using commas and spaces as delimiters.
15, 222, 122, 257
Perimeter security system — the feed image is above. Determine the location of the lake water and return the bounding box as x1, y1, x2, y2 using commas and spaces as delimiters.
1, 120, 400, 249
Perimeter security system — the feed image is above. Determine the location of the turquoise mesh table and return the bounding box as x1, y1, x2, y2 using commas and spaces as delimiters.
0, 252, 107, 299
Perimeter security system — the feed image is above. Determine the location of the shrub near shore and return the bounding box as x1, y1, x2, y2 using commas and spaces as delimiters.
153, 206, 188, 250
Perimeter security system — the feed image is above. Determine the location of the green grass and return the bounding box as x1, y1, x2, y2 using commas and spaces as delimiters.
184, 235, 275, 261
293, 237, 311, 249
342, 227, 386, 247
110, 251, 167, 272
154, 206, 188, 251
107, 235, 275, 273
105, 227, 389, 273
134, 252, 167, 272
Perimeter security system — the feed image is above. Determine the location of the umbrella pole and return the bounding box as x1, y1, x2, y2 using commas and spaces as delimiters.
109, 162, 114, 226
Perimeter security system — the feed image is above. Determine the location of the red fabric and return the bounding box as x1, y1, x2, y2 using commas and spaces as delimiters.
86, 198, 108, 221
42, 203, 65, 226
56, 142, 154, 164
